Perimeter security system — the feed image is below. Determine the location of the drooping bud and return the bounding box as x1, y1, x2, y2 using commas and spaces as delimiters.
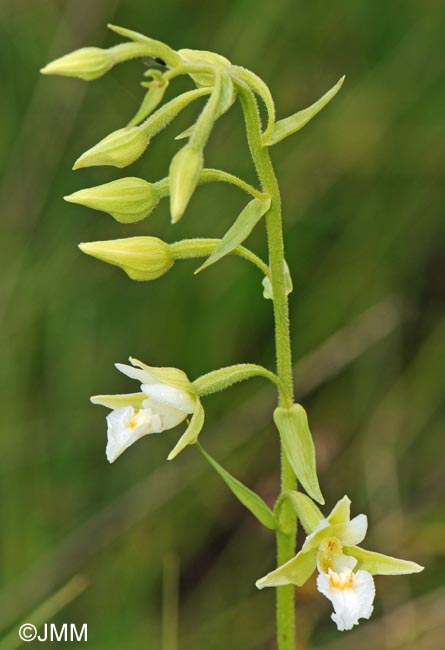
64, 177, 160, 223
73, 127, 149, 170
40, 47, 113, 81
78, 237, 173, 281
169, 145, 203, 223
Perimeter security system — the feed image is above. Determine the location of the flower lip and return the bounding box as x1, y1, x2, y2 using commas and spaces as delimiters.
317, 568, 375, 632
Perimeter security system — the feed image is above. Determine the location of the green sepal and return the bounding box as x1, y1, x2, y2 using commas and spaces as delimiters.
90, 393, 146, 409
199, 444, 277, 530
195, 197, 270, 273
264, 76, 345, 146
193, 363, 279, 397
273, 404, 324, 504
256, 548, 317, 589
344, 545, 424, 576
283, 491, 324, 534
167, 400, 204, 460
129, 357, 194, 393
327, 495, 351, 524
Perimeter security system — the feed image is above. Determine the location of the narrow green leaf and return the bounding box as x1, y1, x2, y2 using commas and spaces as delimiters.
273, 404, 324, 504
256, 549, 317, 589
284, 491, 324, 534
193, 363, 279, 396
195, 197, 270, 273
344, 546, 424, 575
199, 444, 276, 530
167, 400, 204, 460
264, 76, 345, 146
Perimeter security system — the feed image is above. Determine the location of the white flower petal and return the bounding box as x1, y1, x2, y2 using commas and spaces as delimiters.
142, 397, 188, 429
142, 382, 195, 413
105, 406, 158, 463
115, 362, 154, 385
317, 569, 375, 631
338, 514, 368, 546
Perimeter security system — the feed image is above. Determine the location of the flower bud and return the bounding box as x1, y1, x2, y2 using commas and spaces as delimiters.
64, 177, 159, 223
40, 47, 113, 81
169, 145, 203, 223
79, 237, 173, 281
73, 127, 149, 170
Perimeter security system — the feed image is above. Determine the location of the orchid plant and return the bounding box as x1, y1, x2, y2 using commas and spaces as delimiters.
41, 25, 423, 647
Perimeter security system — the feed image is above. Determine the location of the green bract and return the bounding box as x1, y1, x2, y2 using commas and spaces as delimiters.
273, 404, 324, 504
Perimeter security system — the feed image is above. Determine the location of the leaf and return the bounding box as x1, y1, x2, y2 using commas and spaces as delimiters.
264, 76, 345, 146
273, 404, 324, 504
344, 546, 424, 576
167, 400, 205, 460
256, 548, 317, 589
284, 491, 324, 534
193, 363, 278, 396
195, 197, 270, 273
199, 444, 277, 530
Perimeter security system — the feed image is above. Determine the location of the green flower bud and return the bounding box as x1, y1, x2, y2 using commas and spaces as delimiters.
73, 127, 149, 170
40, 47, 113, 81
169, 145, 203, 223
78, 237, 173, 281
64, 177, 159, 223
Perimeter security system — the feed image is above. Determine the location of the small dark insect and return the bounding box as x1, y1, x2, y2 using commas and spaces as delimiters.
142, 56, 166, 67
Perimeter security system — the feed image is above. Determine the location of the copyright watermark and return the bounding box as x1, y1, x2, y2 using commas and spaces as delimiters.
19, 623, 87, 642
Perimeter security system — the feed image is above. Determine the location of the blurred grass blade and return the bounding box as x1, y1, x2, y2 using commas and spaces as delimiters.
0, 576, 88, 650
162, 554, 179, 650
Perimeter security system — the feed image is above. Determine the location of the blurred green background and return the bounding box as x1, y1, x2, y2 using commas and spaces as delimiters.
0, 0, 444, 648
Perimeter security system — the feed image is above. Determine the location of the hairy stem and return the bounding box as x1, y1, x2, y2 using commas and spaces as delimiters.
236, 80, 297, 650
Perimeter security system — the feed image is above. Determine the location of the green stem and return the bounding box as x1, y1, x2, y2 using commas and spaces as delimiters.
236, 81, 297, 650
169, 238, 270, 279
155, 168, 266, 201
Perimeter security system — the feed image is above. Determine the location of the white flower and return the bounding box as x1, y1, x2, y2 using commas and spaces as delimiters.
106, 405, 161, 463
91, 357, 205, 462
317, 568, 375, 631
256, 494, 423, 631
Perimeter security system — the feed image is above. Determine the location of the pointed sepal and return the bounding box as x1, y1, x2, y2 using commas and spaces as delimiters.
167, 400, 205, 460
256, 549, 317, 589
344, 546, 424, 576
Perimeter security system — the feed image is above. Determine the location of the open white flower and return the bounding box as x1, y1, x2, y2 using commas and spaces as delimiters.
256, 494, 423, 631
91, 357, 204, 462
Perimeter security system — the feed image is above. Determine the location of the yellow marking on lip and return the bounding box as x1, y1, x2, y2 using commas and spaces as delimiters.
329, 570, 354, 591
